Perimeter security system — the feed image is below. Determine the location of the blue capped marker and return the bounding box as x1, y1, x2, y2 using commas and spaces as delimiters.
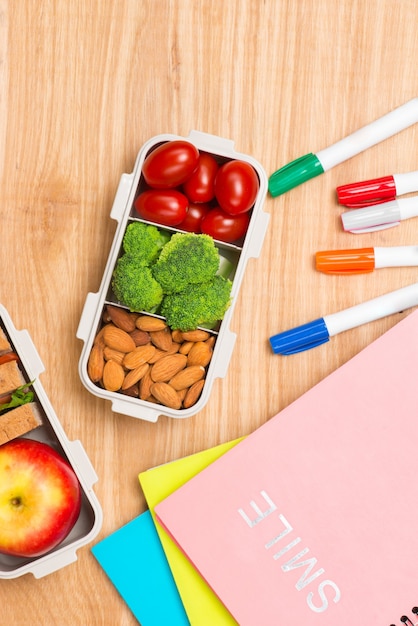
268, 99, 418, 197
269, 282, 418, 355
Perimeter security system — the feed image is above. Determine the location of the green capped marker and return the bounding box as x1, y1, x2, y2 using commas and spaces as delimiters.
268, 98, 418, 197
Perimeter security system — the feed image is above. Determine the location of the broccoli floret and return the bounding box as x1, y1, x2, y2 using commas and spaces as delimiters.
152, 233, 220, 294
160, 275, 232, 331
122, 222, 170, 264
112, 254, 163, 312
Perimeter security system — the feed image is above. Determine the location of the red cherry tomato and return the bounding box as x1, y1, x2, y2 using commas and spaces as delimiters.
177, 202, 211, 233
182, 152, 219, 203
142, 140, 200, 189
201, 207, 250, 243
214, 160, 259, 215
134, 190, 188, 226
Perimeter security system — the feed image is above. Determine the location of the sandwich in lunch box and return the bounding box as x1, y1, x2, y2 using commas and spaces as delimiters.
0, 328, 42, 445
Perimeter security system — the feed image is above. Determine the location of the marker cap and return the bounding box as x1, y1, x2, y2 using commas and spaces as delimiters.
268, 153, 324, 197
341, 201, 401, 233
336, 175, 396, 208
269, 318, 329, 355
315, 248, 375, 274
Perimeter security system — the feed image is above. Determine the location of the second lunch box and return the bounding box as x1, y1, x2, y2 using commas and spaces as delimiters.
0, 304, 102, 579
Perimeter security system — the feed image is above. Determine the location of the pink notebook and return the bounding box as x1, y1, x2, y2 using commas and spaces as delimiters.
156, 310, 418, 626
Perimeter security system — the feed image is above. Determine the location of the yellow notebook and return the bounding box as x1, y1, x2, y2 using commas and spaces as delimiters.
139, 439, 243, 626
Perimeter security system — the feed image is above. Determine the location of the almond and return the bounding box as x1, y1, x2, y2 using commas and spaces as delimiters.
150, 327, 173, 351
94, 326, 106, 347
169, 365, 205, 391
187, 341, 213, 367
171, 329, 184, 343
87, 343, 105, 382
179, 341, 194, 355
103, 346, 125, 365
129, 328, 151, 346
122, 362, 150, 390
135, 316, 167, 332
102, 309, 112, 323
205, 336, 216, 350
147, 348, 167, 364
139, 369, 154, 400
177, 387, 188, 404
150, 382, 182, 410
121, 383, 139, 397
103, 325, 136, 353
151, 343, 181, 361
102, 360, 125, 391
123, 344, 156, 369
183, 379, 205, 408
147, 394, 162, 405
151, 353, 187, 382
181, 329, 210, 342
106, 305, 137, 332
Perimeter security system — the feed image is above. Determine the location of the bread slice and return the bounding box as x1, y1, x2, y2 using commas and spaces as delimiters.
0, 360, 25, 396
0, 402, 43, 445
0, 328, 11, 355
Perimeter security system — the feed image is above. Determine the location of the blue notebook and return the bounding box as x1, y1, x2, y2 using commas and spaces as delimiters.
91, 510, 189, 625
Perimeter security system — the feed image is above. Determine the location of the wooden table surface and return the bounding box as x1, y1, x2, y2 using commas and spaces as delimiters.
2, 1, 418, 624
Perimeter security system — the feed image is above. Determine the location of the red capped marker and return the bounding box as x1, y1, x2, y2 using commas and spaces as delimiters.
337, 170, 418, 208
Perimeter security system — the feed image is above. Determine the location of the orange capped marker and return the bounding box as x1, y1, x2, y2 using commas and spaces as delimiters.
316, 245, 418, 275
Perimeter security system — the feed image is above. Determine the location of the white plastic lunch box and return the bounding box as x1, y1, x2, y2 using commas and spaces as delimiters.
0, 304, 102, 579
77, 131, 269, 422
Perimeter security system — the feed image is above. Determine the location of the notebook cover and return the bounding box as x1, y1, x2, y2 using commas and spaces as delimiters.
91, 510, 189, 626
139, 439, 243, 626
155, 310, 418, 625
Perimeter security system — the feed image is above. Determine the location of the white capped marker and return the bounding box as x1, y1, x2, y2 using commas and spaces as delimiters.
269, 99, 418, 197
341, 194, 418, 233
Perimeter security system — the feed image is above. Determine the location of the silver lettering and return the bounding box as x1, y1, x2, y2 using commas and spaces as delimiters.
272, 536, 301, 559
265, 514, 293, 549
307, 580, 342, 613
238, 490, 277, 528
282, 548, 325, 590
238, 492, 341, 613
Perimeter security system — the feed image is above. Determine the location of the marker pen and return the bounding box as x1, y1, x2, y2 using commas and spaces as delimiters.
269, 282, 418, 355
315, 245, 418, 274
341, 195, 418, 233
268, 99, 418, 197
337, 170, 418, 207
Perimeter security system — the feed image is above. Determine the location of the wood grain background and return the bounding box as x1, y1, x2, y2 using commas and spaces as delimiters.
2, 1, 418, 624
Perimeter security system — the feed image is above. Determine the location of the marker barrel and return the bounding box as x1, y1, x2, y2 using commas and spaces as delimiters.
324, 282, 418, 336
374, 246, 418, 268
393, 170, 418, 196
317, 99, 418, 171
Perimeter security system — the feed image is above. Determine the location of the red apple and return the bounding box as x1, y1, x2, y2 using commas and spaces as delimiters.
0, 438, 81, 558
